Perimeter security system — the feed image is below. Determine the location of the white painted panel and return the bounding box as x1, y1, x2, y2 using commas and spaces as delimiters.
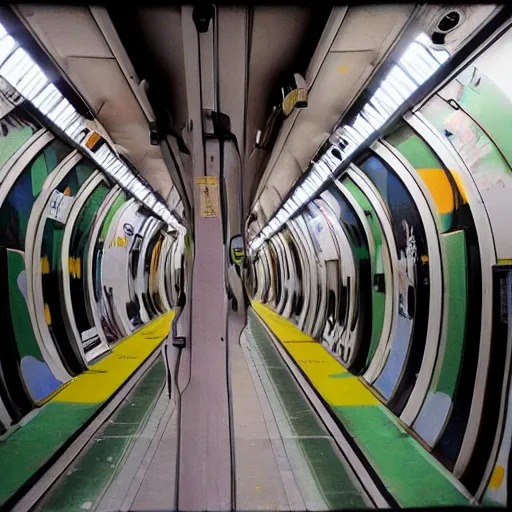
331, 4, 416, 52
16, 5, 113, 60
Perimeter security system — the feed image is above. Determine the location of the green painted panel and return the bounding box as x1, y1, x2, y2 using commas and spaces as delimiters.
436, 231, 467, 397
386, 124, 457, 234
455, 63, 512, 169
7, 251, 42, 361
100, 193, 127, 241
0, 108, 40, 168
31, 151, 54, 197
421, 95, 512, 190
386, 125, 443, 170
332, 405, 468, 507
0, 402, 98, 506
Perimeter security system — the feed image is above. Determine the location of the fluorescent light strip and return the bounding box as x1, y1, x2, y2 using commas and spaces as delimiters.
249, 31, 449, 247
0, 20, 183, 231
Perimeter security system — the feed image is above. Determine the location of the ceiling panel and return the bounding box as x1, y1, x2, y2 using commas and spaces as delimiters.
15, 5, 174, 197
252, 4, 417, 224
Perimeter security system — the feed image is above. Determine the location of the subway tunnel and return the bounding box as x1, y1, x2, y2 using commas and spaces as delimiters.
0, 3, 511, 510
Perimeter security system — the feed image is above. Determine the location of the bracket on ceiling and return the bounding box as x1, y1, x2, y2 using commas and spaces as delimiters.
255, 72, 308, 150
193, 4, 215, 33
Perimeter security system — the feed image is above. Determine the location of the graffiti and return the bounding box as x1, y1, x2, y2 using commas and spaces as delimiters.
397, 220, 417, 320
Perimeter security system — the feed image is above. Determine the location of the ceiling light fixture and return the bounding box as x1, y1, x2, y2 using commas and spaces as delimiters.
248, 31, 449, 255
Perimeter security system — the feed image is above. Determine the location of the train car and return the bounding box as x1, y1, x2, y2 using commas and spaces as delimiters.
246, 9, 512, 506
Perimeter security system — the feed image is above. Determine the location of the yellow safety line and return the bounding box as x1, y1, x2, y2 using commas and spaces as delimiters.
252, 301, 378, 407
52, 311, 174, 404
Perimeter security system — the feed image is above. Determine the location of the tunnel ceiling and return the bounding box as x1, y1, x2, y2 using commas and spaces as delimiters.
107, 5, 333, 217
8, 4, 499, 231
11, 4, 178, 200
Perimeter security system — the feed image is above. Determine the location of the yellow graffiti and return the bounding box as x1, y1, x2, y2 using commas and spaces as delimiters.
41, 256, 50, 274
109, 236, 127, 248
69, 257, 82, 279
489, 465, 505, 489
44, 303, 52, 325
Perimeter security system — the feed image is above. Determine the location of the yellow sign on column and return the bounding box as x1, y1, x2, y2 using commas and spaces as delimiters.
196, 176, 220, 218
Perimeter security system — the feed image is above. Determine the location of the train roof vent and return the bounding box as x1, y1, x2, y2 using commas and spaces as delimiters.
418, 4, 499, 54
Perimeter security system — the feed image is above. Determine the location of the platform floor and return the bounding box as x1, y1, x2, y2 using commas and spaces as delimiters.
32, 309, 371, 511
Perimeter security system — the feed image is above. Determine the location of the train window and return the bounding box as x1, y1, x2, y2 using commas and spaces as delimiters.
356, 153, 430, 415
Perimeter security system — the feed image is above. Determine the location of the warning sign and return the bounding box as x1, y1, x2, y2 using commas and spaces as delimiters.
196, 176, 220, 218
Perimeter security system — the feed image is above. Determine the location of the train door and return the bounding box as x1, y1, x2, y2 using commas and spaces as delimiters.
87, 188, 125, 345
338, 174, 394, 379
317, 185, 373, 373
62, 175, 112, 363
30, 155, 98, 376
